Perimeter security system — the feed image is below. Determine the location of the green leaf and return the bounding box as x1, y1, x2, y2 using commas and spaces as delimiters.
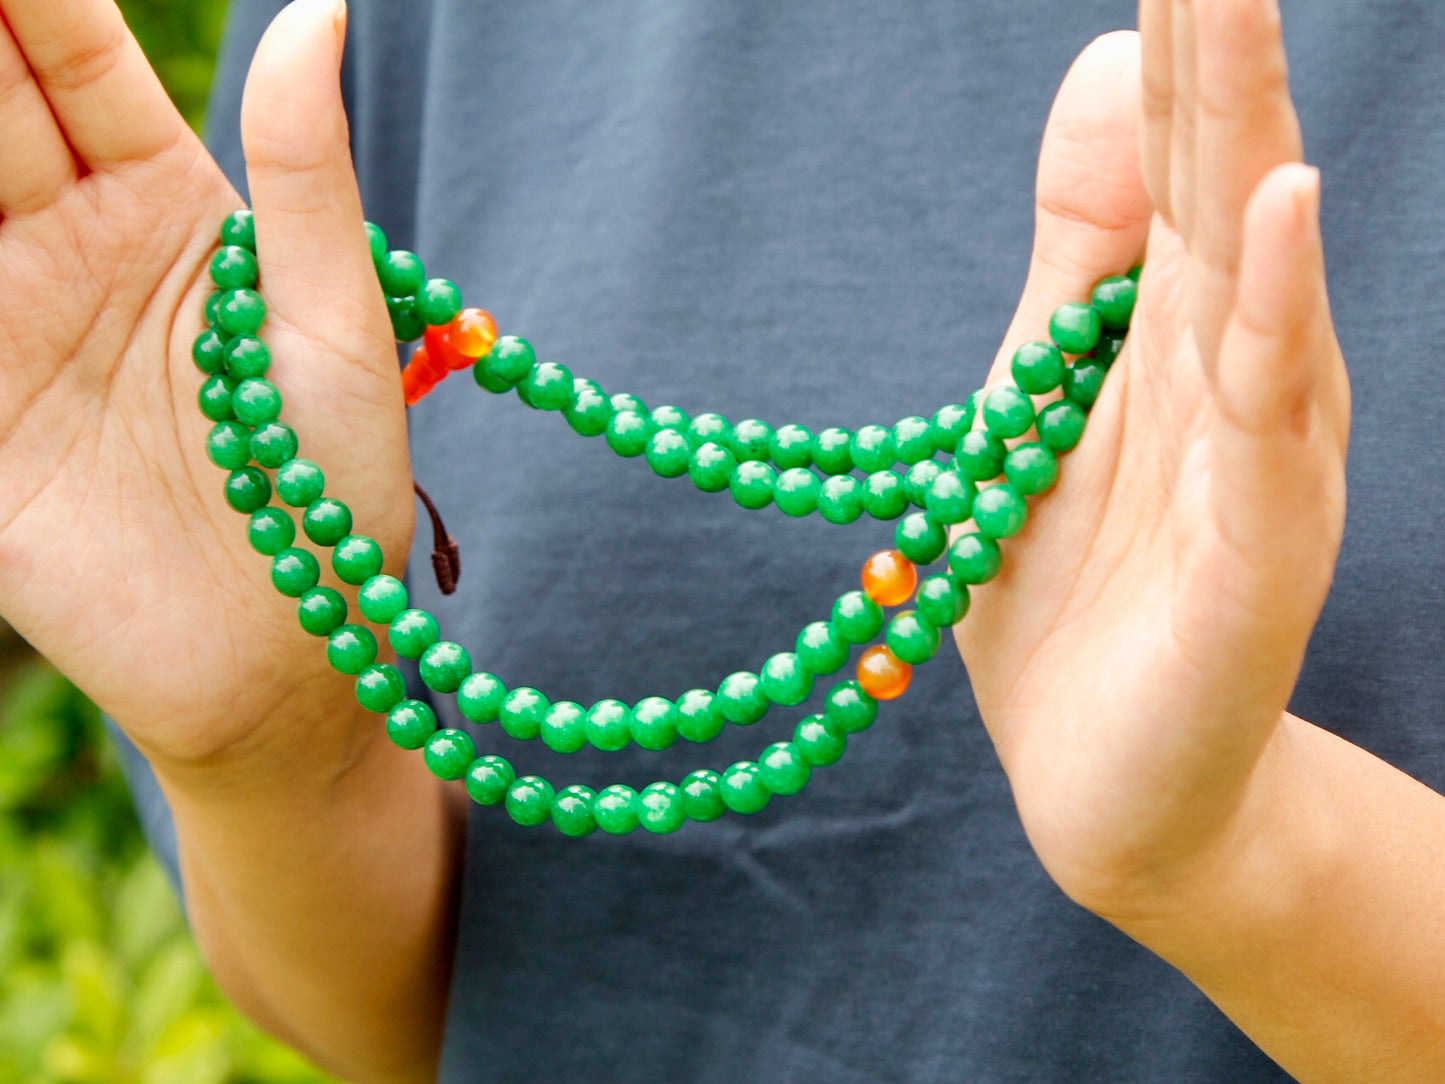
111, 856, 182, 972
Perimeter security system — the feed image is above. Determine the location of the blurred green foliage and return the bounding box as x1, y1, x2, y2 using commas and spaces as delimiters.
116, 0, 230, 132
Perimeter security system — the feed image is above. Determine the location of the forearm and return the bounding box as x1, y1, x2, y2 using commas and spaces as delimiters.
1107, 713, 1445, 1082
152, 685, 467, 1084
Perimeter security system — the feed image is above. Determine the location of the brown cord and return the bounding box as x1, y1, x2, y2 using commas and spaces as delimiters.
413, 481, 461, 595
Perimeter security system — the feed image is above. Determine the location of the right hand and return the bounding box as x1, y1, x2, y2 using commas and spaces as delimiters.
0, 0, 415, 771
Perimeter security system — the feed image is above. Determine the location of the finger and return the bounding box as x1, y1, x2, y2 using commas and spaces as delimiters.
1139, 0, 1175, 222
0, 14, 76, 215
1189, 0, 1303, 368
1168, 0, 1199, 241
0, 0, 189, 167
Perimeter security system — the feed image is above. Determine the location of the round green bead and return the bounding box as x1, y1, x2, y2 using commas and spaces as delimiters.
224, 336, 271, 380
231, 378, 281, 427
247, 507, 295, 556
584, 699, 632, 751
216, 289, 267, 337
204, 290, 224, 329
930, 401, 974, 454
540, 701, 588, 754
297, 587, 347, 637
770, 423, 814, 469
505, 776, 554, 827
564, 379, 613, 436
645, 429, 691, 478
192, 328, 228, 375
812, 428, 854, 475
720, 762, 771, 814
302, 498, 352, 547
924, 470, 975, 526
365, 222, 387, 262
327, 623, 378, 675
688, 441, 737, 493
465, 755, 516, 807
499, 687, 548, 740
424, 729, 476, 781
473, 359, 514, 395
271, 547, 320, 597
1003, 442, 1059, 496
248, 422, 297, 469
1091, 275, 1137, 331
793, 714, 846, 767
388, 608, 440, 659
416, 278, 462, 326
831, 591, 884, 644
482, 336, 535, 385
1011, 341, 1066, 395
520, 361, 573, 411
355, 664, 407, 714
419, 641, 472, 694
886, 610, 941, 664
730, 461, 776, 510
892, 416, 936, 465
206, 421, 251, 470
675, 689, 725, 742
760, 652, 813, 706
894, 512, 948, 565
972, 483, 1028, 540
377, 251, 425, 298
275, 459, 325, 508
902, 460, 944, 507
716, 671, 769, 725
1093, 333, 1126, 367
610, 392, 647, 415
862, 471, 909, 520
795, 621, 848, 676
210, 245, 258, 290
629, 697, 679, 751
1128, 263, 1143, 282
824, 680, 878, 734
551, 785, 598, 837
1063, 359, 1109, 411
636, 782, 687, 835
954, 430, 1007, 482
604, 411, 650, 458
1036, 400, 1088, 454
387, 296, 425, 342
224, 467, 271, 513
687, 412, 732, 449
198, 374, 238, 422
982, 385, 1035, 440
731, 419, 775, 462
774, 468, 820, 517
593, 785, 640, 834
849, 425, 895, 472
458, 672, 507, 724
758, 742, 811, 796
358, 574, 408, 624
947, 532, 1003, 585
818, 474, 863, 525
331, 535, 384, 585
650, 404, 689, 432
1050, 301, 1103, 355
680, 769, 726, 822
916, 574, 969, 628
219, 209, 255, 250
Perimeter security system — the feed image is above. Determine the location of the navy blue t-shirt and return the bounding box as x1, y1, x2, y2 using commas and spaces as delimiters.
115, 1, 1445, 1079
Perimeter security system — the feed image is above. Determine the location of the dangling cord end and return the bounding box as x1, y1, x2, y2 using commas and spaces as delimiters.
413, 481, 462, 595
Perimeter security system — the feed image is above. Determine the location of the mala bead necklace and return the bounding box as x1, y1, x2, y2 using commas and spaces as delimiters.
193, 208, 1138, 837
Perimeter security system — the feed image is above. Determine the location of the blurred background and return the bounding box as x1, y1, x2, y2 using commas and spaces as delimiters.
0, 1, 338, 1080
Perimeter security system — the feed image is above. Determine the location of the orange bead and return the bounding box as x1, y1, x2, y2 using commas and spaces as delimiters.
856, 645, 911, 700
861, 550, 917, 607
424, 324, 471, 372
448, 308, 498, 361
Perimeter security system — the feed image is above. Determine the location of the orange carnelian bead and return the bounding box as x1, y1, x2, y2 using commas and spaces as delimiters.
448, 308, 498, 362
856, 645, 911, 700
424, 323, 471, 372
861, 550, 917, 607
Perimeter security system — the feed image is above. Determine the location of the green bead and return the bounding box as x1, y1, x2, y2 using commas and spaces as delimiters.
730, 418, 775, 462
419, 641, 472, 694
358, 574, 408, 623
216, 289, 267, 337
224, 336, 271, 380
1050, 301, 1103, 355
916, 574, 969, 628
204, 290, 224, 329
1091, 274, 1137, 331
387, 296, 425, 342
224, 466, 271, 514
1093, 333, 1126, 367
759, 652, 813, 706
423, 729, 476, 781
505, 776, 555, 827
687, 411, 732, 449
365, 221, 387, 262
650, 404, 689, 432
1063, 359, 1109, 411
377, 251, 425, 298
629, 697, 679, 751
231, 378, 281, 427
892, 416, 935, 465
972, 483, 1028, 539
849, 425, 894, 472
774, 468, 820, 517
793, 714, 846, 767
271, 547, 320, 598
948, 532, 1002, 585
1003, 442, 1059, 496
894, 512, 948, 565
248, 422, 297, 469
795, 621, 848, 676
327, 623, 378, 675
219, 209, 255, 250
416, 278, 462, 326
355, 664, 407, 714
636, 782, 687, 835
831, 590, 885, 644
770, 423, 814, 469
275, 459, 325, 508
954, 430, 1007, 482
861, 471, 908, 520
758, 742, 811, 796
812, 427, 854, 475
210, 245, 258, 290
303, 498, 353, 547
584, 699, 632, 751
387, 699, 437, 750
520, 361, 573, 411
388, 608, 440, 659
729, 461, 776, 510
719, 762, 771, 815
1128, 263, 1143, 282
297, 587, 347, 636
192, 328, 228, 375
247, 507, 295, 555
332, 535, 384, 585
688, 441, 737, 492
610, 392, 647, 415
717, 671, 769, 725
930, 401, 974, 454
817, 474, 863, 524
458, 672, 507, 724
551, 784, 598, 837
465, 755, 516, 806
604, 411, 650, 458
886, 610, 941, 664
198, 374, 238, 422
983, 385, 1035, 440
675, 689, 724, 742
206, 421, 251, 470
564, 379, 613, 436
645, 429, 691, 478
902, 460, 944, 507
1011, 341, 1066, 395
680, 770, 726, 822
924, 470, 975, 525
593, 785, 640, 834
499, 687, 548, 740
540, 701, 588, 754
1036, 400, 1088, 454
482, 336, 535, 385
824, 680, 878, 734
